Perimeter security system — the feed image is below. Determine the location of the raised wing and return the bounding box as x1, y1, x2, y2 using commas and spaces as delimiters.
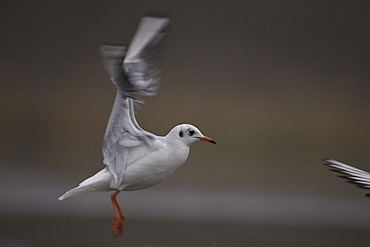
101, 16, 169, 102
100, 17, 169, 188
324, 159, 370, 198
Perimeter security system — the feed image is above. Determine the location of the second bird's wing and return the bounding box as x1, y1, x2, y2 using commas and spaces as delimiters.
324, 159, 370, 198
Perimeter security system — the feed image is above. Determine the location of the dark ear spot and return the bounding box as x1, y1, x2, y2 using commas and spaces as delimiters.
179, 130, 183, 137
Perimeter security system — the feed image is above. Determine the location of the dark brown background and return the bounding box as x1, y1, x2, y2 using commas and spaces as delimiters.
1, 1, 370, 246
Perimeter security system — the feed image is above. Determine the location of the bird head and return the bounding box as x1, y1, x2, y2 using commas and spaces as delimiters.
168, 124, 216, 146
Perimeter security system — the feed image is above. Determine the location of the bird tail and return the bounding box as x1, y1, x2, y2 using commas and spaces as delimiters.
58, 186, 90, 201
58, 168, 112, 201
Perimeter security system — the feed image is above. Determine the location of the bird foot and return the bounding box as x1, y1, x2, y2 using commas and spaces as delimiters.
111, 215, 125, 237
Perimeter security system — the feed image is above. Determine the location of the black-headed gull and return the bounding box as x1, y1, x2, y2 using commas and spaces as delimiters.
58, 16, 216, 236
324, 159, 370, 198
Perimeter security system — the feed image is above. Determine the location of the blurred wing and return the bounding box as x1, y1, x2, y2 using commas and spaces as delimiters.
123, 16, 169, 99
324, 159, 370, 197
100, 17, 169, 188
101, 16, 169, 101
100, 45, 127, 81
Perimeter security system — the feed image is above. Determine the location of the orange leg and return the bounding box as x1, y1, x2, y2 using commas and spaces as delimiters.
110, 191, 125, 236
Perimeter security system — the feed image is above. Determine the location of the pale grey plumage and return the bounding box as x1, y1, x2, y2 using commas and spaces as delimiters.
58, 17, 215, 202
100, 17, 168, 101
100, 17, 169, 188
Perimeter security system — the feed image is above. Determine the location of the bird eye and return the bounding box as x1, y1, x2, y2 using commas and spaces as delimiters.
188, 129, 195, 136
179, 131, 184, 137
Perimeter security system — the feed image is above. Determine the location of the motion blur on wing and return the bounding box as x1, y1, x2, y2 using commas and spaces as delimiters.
324, 159, 370, 198
58, 16, 216, 236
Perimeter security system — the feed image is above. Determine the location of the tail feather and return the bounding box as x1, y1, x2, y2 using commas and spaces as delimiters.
58, 186, 92, 201
58, 168, 113, 201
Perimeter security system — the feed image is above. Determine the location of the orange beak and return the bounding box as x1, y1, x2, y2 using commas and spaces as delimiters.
197, 136, 217, 144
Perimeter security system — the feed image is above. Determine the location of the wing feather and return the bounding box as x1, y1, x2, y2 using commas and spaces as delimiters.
100, 17, 169, 188
324, 159, 370, 197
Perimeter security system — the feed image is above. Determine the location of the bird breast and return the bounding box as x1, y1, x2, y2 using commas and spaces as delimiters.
120, 144, 190, 191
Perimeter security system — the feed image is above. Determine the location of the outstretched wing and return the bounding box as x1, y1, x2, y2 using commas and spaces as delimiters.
100, 17, 169, 188
101, 16, 169, 102
324, 159, 370, 198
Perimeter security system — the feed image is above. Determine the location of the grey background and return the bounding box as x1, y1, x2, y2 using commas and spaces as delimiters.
1, 1, 370, 246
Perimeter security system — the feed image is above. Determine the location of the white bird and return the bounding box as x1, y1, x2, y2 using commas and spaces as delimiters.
58, 16, 216, 236
324, 159, 370, 198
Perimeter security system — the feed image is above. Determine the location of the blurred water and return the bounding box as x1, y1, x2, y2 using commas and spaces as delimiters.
1, 169, 369, 247
1, 216, 369, 247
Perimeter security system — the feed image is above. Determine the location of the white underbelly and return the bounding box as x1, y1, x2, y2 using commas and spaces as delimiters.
119, 149, 188, 191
